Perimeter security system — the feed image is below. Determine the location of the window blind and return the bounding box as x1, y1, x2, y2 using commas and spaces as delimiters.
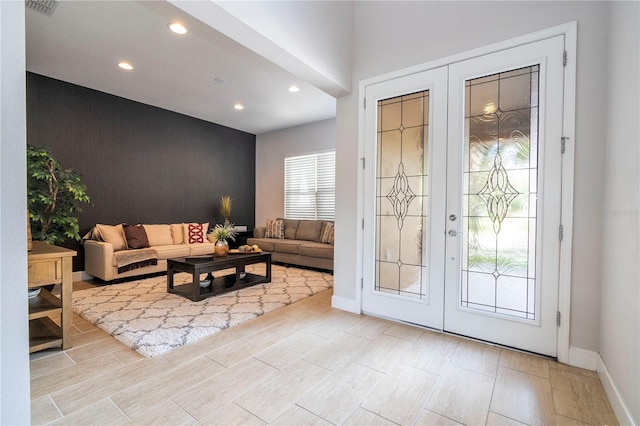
284, 150, 335, 220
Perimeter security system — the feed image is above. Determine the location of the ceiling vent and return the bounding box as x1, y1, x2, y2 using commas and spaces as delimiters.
25, 0, 59, 17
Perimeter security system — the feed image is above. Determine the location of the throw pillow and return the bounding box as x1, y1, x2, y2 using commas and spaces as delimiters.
265, 219, 284, 239
123, 224, 150, 249
143, 224, 173, 246
182, 222, 209, 244
320, 222, 335, 245
95, 223, 127, 251
170, 224, 184, 244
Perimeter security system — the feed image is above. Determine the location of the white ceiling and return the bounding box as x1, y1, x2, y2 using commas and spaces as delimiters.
25, 1, 337, 135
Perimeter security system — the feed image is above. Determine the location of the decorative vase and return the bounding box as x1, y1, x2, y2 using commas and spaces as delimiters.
214, 239, 229, 256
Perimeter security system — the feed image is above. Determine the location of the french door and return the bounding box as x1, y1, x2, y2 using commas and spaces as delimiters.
362, 67, 449, 328
362, 36, 565, 356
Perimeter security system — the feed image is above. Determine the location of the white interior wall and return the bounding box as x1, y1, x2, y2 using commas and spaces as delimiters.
334, 1, 609, 353
0, 1, 31, 423
170, 0, 352, 98
600, 2, 640, 423
215, 1, 352, 96
255, 119, 336, 226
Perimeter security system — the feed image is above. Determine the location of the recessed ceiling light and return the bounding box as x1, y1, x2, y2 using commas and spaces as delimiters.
288, 85, 300, 93
233, 104, 244, 110
117, 62, 133, 70
168, 22, 187, 35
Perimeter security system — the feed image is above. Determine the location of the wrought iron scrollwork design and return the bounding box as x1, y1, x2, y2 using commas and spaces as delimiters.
477, 153, 519, 234
387, 163, 416, 230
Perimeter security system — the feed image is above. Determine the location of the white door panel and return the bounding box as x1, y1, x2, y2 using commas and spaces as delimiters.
444, 36, 564, 356
362, 67, 448, 329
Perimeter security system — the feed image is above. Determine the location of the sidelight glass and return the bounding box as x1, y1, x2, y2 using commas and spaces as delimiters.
375, 91, 429, 299
461, 65, 539, 319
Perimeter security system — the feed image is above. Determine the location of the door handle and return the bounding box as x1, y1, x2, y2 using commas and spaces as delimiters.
448, 229, 458, 237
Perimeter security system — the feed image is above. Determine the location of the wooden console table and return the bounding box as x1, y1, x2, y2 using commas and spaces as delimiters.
28, 241, 76, 353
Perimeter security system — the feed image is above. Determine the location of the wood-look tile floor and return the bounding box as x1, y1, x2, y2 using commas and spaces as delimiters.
30, 282, 618, 426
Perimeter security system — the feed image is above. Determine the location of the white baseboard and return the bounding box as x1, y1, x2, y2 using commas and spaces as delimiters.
331, 295, 360, 314
568, 346, 598, 371
597, 354, 637, 426
73, 270, 92, 282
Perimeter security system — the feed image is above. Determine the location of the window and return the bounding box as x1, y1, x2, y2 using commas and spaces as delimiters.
284, 150, 335, 220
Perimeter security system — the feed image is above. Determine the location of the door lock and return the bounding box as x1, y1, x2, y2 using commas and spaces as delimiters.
448, 229, 458, 237
449, 214, 457, 221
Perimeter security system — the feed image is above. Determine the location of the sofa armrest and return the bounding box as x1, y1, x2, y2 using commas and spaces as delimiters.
254, 227, 266, 238
84, 240, 114, 281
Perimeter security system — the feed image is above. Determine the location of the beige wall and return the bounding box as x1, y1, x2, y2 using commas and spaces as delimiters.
0, 0, 31, 422
600, 2, 640, 423
335, 0, 609, 350
255, 119, 336, 227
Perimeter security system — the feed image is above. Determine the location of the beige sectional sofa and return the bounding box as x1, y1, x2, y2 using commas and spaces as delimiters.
247, 218, 334, 271
84, 222, 215, 281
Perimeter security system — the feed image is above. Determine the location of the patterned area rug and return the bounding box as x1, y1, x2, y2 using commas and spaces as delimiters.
73, 264, 333, 358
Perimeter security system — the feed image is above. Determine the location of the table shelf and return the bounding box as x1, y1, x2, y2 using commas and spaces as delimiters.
28, 241, 75, 353
28, 288, 62, 320
171, 272, 267, 299
29, 316, 63, 353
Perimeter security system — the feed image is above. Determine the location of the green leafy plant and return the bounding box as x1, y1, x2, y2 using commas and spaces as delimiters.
209, 223, 237, 242
27, 145, 91, 244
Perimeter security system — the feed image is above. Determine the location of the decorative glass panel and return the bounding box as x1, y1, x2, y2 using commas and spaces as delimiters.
376, 91, 429, 299
461, 65, 539, 319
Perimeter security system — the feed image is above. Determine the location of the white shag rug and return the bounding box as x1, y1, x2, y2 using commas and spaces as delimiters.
73, 264, 333, 358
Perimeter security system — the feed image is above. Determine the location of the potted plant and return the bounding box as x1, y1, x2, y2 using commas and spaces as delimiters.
209, 223, 237, 256
220, 195, 232, 226
27, 145, 91, 245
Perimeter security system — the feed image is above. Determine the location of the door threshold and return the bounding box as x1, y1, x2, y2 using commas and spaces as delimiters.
362, 311, 557, 361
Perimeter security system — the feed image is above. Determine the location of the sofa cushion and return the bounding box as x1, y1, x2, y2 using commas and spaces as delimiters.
253, 227, 266, 238
299, 242, 334, 260
246, 238, 275, 252
320, 222, 334, 245
143, 224, 173, 246
296, 220, 323, 242
183, 222, 209, 244
123, 224, 150, 249
153, 244, 190, 259
188, 243, 215, 256
96, 223, 127, 251
171, 224, 184, 244
265, 219, 284, 239
274, 240, 303, 255
280, 218, 299, 240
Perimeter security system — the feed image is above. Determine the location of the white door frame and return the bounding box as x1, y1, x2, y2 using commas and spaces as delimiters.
356, 22, 577, 364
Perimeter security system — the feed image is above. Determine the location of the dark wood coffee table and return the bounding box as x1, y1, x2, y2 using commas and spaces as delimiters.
167, 252, 271, 301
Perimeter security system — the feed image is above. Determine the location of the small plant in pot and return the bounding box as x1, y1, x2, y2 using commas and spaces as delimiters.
27, 144, 91, 245
209, 223, 237, 256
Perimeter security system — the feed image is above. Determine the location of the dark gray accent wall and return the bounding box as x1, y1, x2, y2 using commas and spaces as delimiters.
26, 72, 256, 270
